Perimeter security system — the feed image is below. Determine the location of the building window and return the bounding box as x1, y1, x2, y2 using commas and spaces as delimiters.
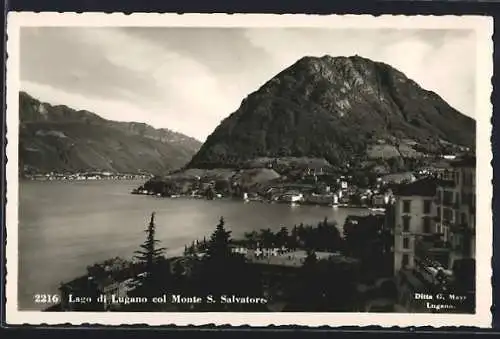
443, 190, 454, 205
423, 200, 431, 214
402, 216, 411, 232
402, 254, 409, 267
443, 208, 453, 222
403, 200, 411, 213
423, 217, 431, 233
436, 206, 441, 218
403, 237, 410, 249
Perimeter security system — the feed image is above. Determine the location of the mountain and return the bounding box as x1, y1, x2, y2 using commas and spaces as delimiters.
187, 55, 475, 170
19, 91, 202, 175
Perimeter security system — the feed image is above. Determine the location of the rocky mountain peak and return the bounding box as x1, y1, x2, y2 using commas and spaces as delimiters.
187, 54, 474, 170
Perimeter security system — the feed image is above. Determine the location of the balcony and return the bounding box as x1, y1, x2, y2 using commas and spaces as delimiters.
394, 224, 411, 234
429, 242, 452, 252
415, 239, 452, 271
415, 235, 452, 257
442, 200, 455, 208
450, 223, 467, 233
450, 223, 475, 236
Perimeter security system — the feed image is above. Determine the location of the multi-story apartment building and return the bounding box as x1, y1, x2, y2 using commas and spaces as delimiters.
392, 156, 476, 274
393, 178, 437, 274
435, 156, 476, 269
391, 156, 476, 312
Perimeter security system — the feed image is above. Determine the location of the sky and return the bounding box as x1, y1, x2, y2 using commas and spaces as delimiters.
20, 27, 476, 141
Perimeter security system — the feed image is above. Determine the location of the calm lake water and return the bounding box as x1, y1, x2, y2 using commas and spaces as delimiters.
18, 180, 371, 310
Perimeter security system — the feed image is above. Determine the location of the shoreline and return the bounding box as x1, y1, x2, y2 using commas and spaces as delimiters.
130, 191, 380, 211
21, 177, 148, 182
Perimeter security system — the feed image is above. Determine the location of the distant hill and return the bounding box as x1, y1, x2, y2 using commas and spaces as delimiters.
19, 91, 202, 175
187, 55, 475, 170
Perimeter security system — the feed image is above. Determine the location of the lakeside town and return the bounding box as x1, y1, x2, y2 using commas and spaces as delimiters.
45, 153, 476, 313
23, 171, 154, 181
130, 155, 465, 211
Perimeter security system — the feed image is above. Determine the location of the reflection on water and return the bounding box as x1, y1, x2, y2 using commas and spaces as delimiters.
18, 180, 371, 310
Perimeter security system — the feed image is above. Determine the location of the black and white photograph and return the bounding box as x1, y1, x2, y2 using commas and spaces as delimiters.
5, 13, 493, 327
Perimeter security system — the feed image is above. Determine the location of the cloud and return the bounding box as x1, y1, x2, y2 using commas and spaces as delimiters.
20, 27, 476, 141
20, 28, 161, 104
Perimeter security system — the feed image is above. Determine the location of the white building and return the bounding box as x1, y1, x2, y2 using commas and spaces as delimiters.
393, 178, 437, 274
231, 246, 249, 255
280, 193, 304, 203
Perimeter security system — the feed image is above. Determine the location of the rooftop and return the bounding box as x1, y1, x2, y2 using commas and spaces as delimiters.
393, 178, 437, 197
436, 179, 457, 188
451, 155, 476, 168
381, 172, 416, 184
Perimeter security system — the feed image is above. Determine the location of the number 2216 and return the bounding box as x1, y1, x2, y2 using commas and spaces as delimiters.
34, 294, 60, 304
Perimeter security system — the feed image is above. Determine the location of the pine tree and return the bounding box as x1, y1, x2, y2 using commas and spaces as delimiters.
197, 216, 259, 310
134, 212, 166, 284
207, 216, 232, 260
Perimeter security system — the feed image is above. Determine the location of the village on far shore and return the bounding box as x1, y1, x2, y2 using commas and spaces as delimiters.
130, 154, 465, 211
22, 170, 153, 181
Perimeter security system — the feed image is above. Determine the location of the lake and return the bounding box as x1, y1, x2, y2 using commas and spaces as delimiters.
18, 179, 372, 310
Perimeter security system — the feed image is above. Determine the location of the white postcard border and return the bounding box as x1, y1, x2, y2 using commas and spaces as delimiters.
5, 12, 494, 327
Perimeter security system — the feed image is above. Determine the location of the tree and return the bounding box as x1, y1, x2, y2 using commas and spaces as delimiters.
387, 157, 406, 173
171, 259, 186, 286
191, 217, 263, 311
276, 226, 289, 248
289, 225, 300, 250
290, 249, 321, 311
303, 249, 318, 268
206, 217, 232, 260
243, 230, 259, 248
133, 212, 167, 288
259, 228, 275, 248
315, 217, 343, 252
343, 215, 387, 281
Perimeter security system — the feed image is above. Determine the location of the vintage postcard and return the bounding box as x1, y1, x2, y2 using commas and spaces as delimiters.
4, 13, 493, 327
